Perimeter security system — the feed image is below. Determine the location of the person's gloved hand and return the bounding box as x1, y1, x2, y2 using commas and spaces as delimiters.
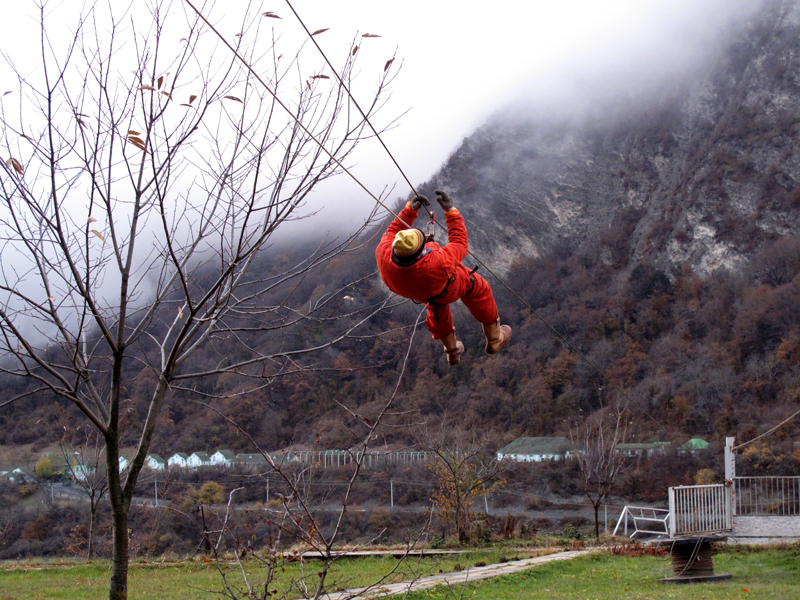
409, 194, 430, 211
435, 189, 455, 211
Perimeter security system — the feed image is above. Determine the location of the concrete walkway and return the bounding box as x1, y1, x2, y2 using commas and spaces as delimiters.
321, 549, 593, 599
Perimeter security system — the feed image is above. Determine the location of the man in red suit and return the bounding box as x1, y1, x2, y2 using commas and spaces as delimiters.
376, 190, 512, 366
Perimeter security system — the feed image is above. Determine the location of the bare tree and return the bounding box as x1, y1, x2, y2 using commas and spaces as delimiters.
421, 421, 505, 544
179, 310, 433, 599
571, 402, 629, 539
59, 427, 110, 559
0, 2, 397, 598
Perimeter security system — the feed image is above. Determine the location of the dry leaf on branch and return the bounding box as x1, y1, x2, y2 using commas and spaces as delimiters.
127, 136, 147, 153
312, 28, 329, 36
5, 157, 24, 175
223, 96, 243, 103
91, 230, 106, 244
263, 12, 280, 19
310, 75, 330, 80
384, 58, 394, 72
352, 45, 359, 56
362, 33, 380, 38
138, 85, 156, 92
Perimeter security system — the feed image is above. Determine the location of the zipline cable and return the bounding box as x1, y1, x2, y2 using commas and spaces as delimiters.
182, 0, 417, 231
185, 1, 689, 439
277, 3, 665, 426
733, 405, 800, 450
261, 2, 800, 461
282, 0, 424, 206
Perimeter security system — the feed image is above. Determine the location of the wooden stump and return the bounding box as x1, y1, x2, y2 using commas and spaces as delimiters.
659, 538, 732, 583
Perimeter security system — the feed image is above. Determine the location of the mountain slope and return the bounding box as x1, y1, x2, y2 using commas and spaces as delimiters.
420, 0, 800, 278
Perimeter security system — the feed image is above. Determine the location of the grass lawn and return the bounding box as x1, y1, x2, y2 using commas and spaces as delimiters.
0, 549, 511, 600
402, 547, 800, 600
1, 546, 797, 600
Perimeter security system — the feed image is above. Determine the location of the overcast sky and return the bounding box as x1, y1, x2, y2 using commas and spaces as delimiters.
257, 0, 764, 229
1, 0, 764, 232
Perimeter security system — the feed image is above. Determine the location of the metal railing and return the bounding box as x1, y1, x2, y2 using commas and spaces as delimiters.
285, 450, 430, 469
612, 506, 670, 539
668, 484, 731, 537
733, 476, 800, 516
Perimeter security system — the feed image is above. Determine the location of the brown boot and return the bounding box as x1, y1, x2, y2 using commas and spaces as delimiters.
439, 331, 464, 366
483, 318, 512, 354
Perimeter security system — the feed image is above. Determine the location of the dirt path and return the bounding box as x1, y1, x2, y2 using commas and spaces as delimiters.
321, 549, 593, 599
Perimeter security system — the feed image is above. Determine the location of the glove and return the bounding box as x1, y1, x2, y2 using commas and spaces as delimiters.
435, 189, 455, 211
409, 194, 430, 211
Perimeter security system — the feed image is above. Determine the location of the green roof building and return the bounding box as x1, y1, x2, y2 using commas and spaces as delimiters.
679, 438, 710, 452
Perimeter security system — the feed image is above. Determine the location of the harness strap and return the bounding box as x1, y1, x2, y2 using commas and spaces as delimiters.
466, 265, 479, 295
415, 264, 480, 309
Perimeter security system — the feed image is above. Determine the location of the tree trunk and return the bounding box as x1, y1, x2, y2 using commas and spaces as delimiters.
593, 503, 600, 539
88, 501, 97, 560
109, 503, 129, 600
106, 428, 130, 600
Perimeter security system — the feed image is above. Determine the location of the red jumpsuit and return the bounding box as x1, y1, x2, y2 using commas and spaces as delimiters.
376, 202, 500, 339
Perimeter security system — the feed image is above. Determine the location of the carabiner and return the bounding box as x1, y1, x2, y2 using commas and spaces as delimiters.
426, 210, 436, 241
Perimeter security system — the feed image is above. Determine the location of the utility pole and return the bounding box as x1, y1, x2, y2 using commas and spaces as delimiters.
725, 437, 736, 519
390, 479, 394, 509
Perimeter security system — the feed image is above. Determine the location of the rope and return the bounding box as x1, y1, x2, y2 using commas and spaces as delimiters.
282, 0, 423, 206
181, 0, 417, 232
733, 405, 800, 450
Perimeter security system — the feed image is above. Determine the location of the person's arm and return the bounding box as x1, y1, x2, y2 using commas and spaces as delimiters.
436, 190, 468, 262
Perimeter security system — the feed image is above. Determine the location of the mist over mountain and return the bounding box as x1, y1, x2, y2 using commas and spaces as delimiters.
417, 0, 800, 278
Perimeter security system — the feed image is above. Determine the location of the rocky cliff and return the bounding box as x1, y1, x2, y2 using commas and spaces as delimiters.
421, 0, 800, 278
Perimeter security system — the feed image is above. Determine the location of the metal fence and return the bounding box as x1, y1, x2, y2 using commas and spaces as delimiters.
285, 450, 430, 469
668, 484, 731, 537
733, 476, 800, 516
612, 506, 670, 539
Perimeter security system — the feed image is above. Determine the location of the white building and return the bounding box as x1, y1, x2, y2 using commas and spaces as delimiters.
168, 452, 189, 469
145, 455, 166, 471
210, 450, 235, 467
187, 452, 211, 468
496, 437, 582, 462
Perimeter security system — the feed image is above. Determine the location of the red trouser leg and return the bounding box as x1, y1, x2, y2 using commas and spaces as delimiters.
426, 303, 454, 340
461, 272, 499, 325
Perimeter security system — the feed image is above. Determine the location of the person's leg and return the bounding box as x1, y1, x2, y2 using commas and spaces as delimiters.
461, 273, 512, 354
426, 303, 463, 366
460, 272, 499, 324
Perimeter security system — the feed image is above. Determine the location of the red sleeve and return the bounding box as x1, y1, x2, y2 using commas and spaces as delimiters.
439, 208, 468, 263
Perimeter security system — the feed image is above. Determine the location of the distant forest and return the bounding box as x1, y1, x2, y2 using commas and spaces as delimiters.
3, 218, 800, 478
